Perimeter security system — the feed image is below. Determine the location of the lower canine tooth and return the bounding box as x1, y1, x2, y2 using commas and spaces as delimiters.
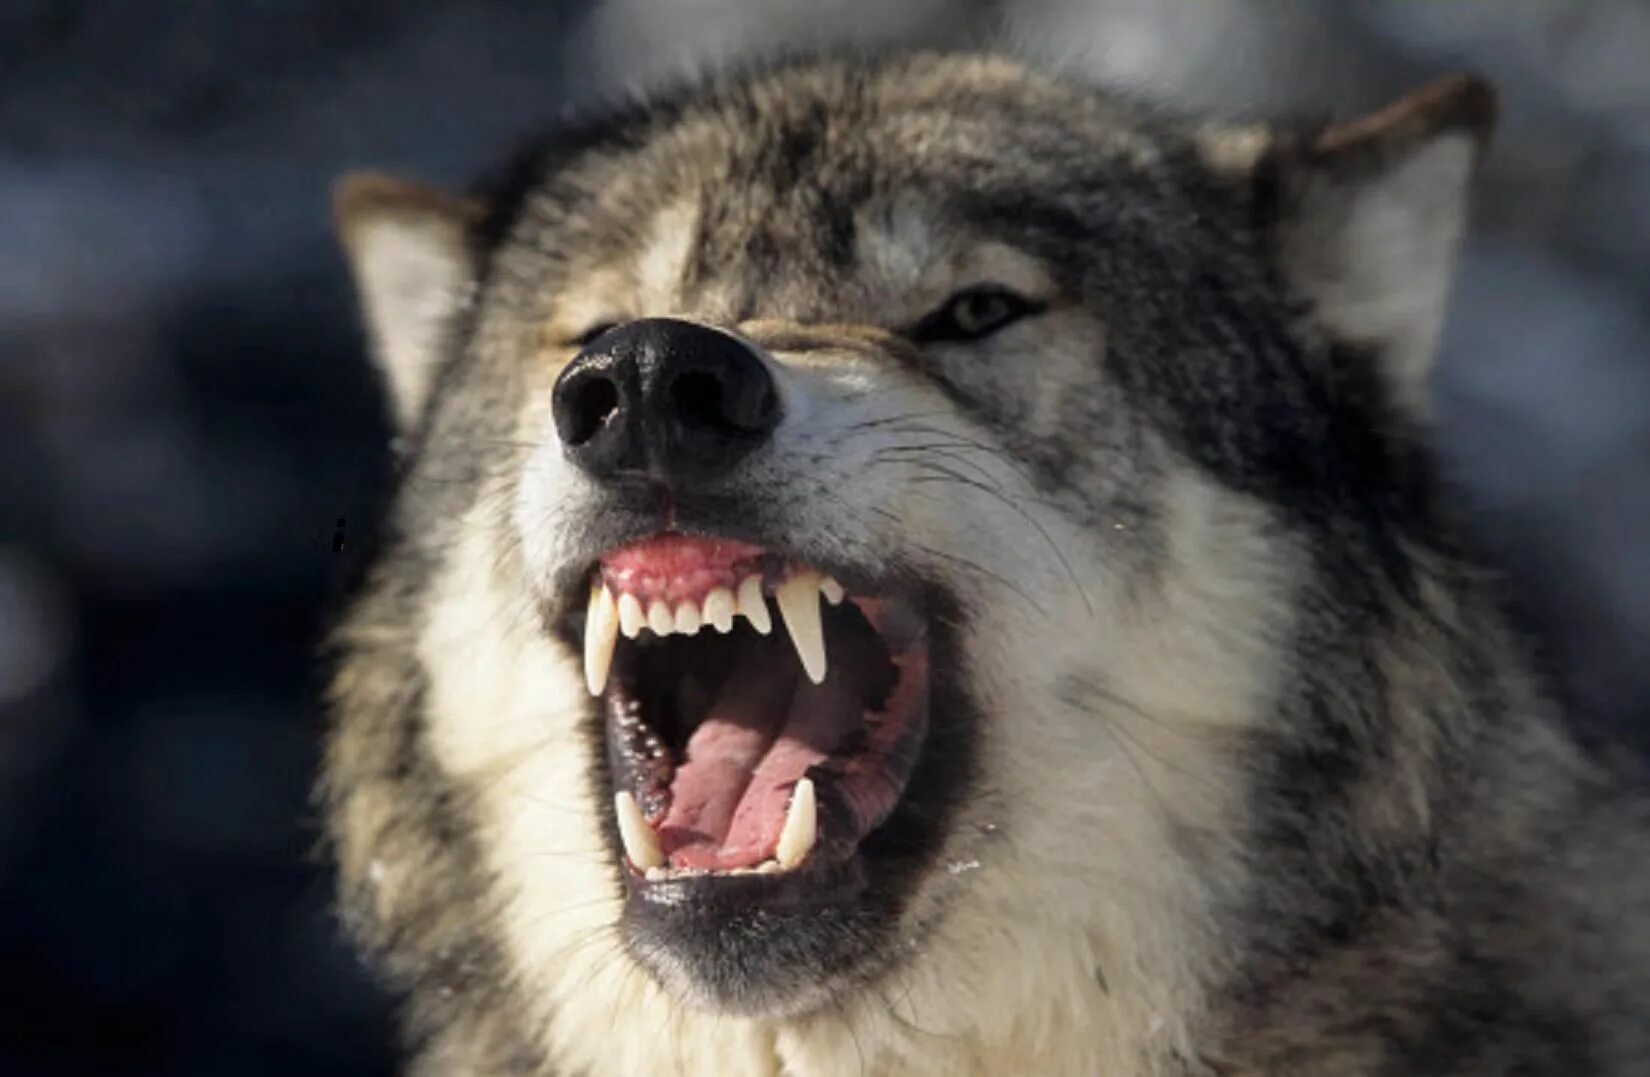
647, 600, 674, 636
736, 576, 772, 635
776, 777, 817, 870
704, 588, 735, 633
584, 583, 620, 696
615, 791, 664, 870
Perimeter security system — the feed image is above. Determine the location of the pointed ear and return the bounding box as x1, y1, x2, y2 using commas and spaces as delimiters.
333, 172, 485, 430
1259, 74, 1497, 415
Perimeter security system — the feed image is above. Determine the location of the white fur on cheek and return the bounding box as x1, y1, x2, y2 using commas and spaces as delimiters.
895, 465, 1298, 1073
513, 430, 582, 594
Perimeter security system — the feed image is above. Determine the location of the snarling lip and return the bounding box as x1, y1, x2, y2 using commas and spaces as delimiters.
579, 533, 931, 885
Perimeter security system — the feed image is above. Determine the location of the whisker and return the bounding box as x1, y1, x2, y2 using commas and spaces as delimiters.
890, 460, 1093, 617
839, 409, 957, 433
862, 504, 1050, 619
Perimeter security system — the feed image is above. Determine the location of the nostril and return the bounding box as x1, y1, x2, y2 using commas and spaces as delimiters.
670, 365, 777, 435
670, 370, 727, 431
562, 376, 621, 447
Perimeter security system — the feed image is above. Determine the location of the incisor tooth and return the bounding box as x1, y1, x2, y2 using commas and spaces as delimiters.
820, 575, 845, 606
775, 571, 827, 683
584, 584, 619, 696
647, 599, 673, 636
736, 576, 772, 635
704, 588, 735, 633
615, 791, 664, 870
617, 592, 645, 639
775, 778, 817, 870
674, 601, 702, 635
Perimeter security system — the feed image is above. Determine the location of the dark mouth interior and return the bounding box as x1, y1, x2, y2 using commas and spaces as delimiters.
601, 576, 930, 877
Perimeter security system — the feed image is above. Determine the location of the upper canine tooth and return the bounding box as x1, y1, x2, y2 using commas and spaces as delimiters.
775, 571, 827, 684
704, 588, 735, 633
736, 576, 772, 635
584, 583, 620, 696
674, 601, 702, 635
614, 791, 664, 871
820, 576, 845, 606
647, 599, 674, 636
617, 593, 645, 639
775, 777, 817, 870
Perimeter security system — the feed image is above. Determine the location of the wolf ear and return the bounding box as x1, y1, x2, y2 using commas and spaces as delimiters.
333, 172, 485, 430
1249, 75, 1497, 415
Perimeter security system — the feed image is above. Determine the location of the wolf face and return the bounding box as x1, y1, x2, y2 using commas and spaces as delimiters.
327, 54, 1650, 1075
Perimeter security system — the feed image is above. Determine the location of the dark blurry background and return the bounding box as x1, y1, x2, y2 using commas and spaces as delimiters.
2, 2, 1646, 1073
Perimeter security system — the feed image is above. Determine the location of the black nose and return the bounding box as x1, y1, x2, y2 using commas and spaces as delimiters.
551, 318, 780, 488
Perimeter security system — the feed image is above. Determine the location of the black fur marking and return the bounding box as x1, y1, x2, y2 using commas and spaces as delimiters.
1393, 949, 1598, 1076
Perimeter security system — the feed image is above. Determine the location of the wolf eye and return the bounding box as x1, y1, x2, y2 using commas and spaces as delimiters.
911, 286, 1043, 344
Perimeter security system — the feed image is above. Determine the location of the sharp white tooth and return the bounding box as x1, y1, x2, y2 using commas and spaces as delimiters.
736, 575, 772, 635
775, 571, 827, 683
614, 791, 664, 870
674, 601, 702, 635
820, 575, 845, 606
775, 777, 817, 870
617, 593, 645, 639
584, 584, 620, 696
647, 599, 674, 636
704, 587, 735, 633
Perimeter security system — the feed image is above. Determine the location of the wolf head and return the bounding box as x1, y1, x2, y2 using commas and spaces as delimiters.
326, 55, 1497, 1073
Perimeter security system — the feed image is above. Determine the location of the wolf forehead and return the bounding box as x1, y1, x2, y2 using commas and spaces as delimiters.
459, 54, 1218, 329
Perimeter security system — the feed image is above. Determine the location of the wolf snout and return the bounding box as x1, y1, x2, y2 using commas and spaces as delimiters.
553, 317, 781, 488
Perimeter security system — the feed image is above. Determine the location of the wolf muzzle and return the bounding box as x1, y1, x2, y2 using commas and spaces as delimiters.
552, 317, 782, 490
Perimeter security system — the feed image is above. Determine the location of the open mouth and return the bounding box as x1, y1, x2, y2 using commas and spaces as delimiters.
581, 534, 931, 886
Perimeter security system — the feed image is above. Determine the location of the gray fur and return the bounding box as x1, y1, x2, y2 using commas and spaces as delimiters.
324, 52, 1650, 1074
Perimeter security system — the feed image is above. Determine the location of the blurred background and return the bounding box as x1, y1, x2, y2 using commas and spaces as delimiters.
2, 1, 1647, 1073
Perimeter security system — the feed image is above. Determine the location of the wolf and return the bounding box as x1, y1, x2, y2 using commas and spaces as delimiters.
321, 52, 1650, 1075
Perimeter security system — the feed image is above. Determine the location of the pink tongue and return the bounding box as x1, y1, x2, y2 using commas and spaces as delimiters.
658, 645, 866, 870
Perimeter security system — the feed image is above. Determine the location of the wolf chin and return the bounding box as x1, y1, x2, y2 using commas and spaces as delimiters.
321, 52, 1650, 1075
